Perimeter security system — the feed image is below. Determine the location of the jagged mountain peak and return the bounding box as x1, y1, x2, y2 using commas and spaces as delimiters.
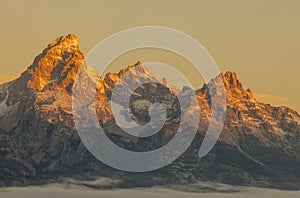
220, 71, 242, 89
119, 60, 154, 79
220, 71, 254, 103
48, 34, 79, 49
200, 71, 253, 100
23, 34, 84, 92
104, 61, 155, 91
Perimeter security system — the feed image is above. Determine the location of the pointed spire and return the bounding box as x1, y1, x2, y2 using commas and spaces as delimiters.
135, 60, 143, 66
223, 71, 243, 89
24, 34, 84, 92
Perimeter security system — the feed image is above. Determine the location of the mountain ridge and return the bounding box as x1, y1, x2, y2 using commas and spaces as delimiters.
0, 34, 300, 189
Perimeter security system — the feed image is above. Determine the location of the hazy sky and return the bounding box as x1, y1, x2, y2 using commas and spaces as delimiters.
0, 0, 299, 111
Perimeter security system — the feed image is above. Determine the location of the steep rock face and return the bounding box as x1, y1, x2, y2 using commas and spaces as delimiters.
0, 34, 300, 189
197, 71, 300, 141
0, 34, 113, 185
25, 34, 84, 92
0, 34, 84, 120
195, 71, 300, 186
218, 71, 300, 149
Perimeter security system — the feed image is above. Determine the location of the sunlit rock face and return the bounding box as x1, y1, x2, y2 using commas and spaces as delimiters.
0, 34, 300, 189
25, 34, 84, 92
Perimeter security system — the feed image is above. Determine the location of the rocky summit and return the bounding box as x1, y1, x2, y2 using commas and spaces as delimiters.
0, 34, 300, 189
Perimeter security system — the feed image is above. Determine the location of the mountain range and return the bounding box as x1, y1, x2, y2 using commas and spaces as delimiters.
0, 34, 300, 189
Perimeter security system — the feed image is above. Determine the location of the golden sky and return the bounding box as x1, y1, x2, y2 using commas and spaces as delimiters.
0, 0, 299, 111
